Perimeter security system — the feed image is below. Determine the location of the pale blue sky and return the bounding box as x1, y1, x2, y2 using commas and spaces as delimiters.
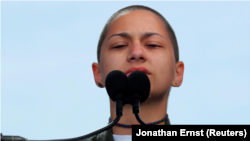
1, 1, 250, 140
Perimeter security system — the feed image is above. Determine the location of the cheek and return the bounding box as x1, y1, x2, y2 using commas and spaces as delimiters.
151, 53, 175, 87
100, 51, 125, 84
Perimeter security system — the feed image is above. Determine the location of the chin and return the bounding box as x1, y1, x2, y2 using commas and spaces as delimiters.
149, 88, 170, 98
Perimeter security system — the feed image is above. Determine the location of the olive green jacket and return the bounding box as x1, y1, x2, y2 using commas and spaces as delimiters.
80, 117, 170, 141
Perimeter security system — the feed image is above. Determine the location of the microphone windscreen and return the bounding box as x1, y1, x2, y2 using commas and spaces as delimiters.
105, 70, 128, 102
128, 71, 150, 103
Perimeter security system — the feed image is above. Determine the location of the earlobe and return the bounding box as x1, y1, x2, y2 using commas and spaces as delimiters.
172, 61, 184, 87
98, 83, 103, 87
92, 62, 104, 88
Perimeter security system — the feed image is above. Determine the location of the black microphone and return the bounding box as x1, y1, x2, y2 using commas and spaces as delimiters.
128, 71, 150, 125
105, 70, 128, 116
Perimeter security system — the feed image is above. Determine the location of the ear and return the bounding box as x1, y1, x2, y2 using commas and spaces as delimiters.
92, 62, 104, 88
172, 61, 184, 87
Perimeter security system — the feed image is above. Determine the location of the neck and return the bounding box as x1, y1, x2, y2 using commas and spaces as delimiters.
110, 94, 169, 135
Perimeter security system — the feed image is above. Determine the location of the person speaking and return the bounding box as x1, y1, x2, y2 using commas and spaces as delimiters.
91, 5, 184, 141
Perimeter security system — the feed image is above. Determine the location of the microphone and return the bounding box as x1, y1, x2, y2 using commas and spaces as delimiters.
128, 71, 150, 125
105, 70, 128, 116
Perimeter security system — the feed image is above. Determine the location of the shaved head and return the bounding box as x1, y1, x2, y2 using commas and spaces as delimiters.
97, 5, 179, 64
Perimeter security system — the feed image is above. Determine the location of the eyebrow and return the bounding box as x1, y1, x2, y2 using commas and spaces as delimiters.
107, 32, 165, 40
142, 32, 165, 39
108, 32, 130, 40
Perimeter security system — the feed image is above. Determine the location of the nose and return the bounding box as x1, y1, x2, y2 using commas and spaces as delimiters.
127, 43, 147, 63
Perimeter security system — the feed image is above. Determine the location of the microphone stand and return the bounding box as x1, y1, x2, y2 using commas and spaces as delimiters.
131, 98, 146, 125
1, 100, 123, 141
29, 114, 122, 141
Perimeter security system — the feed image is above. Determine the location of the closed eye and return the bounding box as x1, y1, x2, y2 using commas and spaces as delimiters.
113, 45, 127, 48
146, 44, 161, 48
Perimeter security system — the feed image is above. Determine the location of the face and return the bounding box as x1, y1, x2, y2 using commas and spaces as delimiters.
92, 10, 184, 100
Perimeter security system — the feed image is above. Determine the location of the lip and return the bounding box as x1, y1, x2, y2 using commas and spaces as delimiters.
125, 67, 151, 77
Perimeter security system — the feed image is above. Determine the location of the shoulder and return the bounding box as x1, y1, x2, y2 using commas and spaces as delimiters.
78, 128, 114, 141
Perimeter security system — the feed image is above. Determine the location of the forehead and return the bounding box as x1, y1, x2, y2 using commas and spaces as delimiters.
107, 10, 168, 38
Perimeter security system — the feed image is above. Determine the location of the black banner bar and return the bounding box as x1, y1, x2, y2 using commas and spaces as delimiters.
132, 125, 249, 140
